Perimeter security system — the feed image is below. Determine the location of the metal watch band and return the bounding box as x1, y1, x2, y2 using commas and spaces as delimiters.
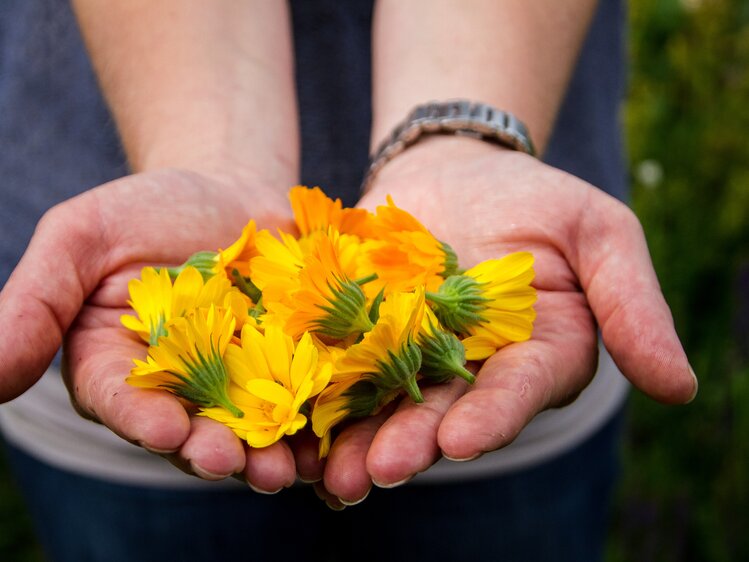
361, 100, 536, 192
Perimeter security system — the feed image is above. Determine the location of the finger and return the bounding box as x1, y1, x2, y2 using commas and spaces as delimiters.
0, 201, 107, 401
313, 481, 346, 511
322, 407, 394, 504
576, 196, 697, 403
365, 378, 468, 487
169, 416, 245, 480
63, 311, 193, 453
438, 290, 598, 460
287, 430, 326, 483
243, 440, 296, 494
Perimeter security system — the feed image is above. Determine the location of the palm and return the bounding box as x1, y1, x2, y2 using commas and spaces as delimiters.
0, 168, 297, 489
319, 138, 695, 502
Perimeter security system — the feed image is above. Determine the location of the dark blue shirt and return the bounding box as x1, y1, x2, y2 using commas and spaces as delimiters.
0, 0, 627, 286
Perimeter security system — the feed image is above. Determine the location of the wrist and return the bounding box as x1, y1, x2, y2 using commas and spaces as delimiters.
363, 100, 536, 193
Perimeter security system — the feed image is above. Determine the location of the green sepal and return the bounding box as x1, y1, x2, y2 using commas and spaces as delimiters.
149, 313, 168, 347
355, 272, 379, 286
426, 275, 491, 334
372, 339, 424, 403
312, 276, 374, 339
159, 343, 243, 418
231, 268, 262, 303
418, 321, 475, 384
342, 380, 386, 418
368, 287, 386, 325
167, 251, 218, 281
440, 241, 462, 278
249, 298, 266, 322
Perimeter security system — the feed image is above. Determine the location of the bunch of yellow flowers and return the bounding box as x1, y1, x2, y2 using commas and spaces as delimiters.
122, 187, 537, 457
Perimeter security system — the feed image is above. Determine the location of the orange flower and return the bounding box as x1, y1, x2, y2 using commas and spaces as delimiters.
285, 231, 373, 340
358, 196, 457, 296
289, 186, 373, 238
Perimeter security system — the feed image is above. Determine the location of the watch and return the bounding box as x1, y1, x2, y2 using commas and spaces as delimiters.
361, 100, 536, 192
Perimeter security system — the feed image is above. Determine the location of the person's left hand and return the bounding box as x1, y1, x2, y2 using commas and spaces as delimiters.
311, 136, 697, 505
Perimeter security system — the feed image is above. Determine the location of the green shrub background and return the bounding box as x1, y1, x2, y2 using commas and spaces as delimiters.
608, 0, 749, 560
1, 0, 747, 559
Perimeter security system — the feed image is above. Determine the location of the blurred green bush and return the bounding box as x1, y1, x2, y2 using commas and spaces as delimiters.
609, 0, 749, 560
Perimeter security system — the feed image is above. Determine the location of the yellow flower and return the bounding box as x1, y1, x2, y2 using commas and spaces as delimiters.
216, 219, 259, 279
311, 376, 365, 458
335, 288, 426, 404
358, 196, 458, 296
249, 229, 305, 316
121, 266, 239, 345
167, 220, 259, 280
285, 231, 374, 340
427, 252, 537, 360
127, 306, 243, 417
200, 326, 332, 448
289, 185, 373, 238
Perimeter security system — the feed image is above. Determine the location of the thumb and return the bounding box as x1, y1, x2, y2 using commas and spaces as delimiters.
575, 196, 698, 404
0, 197, 108, 402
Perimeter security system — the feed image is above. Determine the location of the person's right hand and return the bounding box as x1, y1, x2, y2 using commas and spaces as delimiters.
0, 168, 299, 492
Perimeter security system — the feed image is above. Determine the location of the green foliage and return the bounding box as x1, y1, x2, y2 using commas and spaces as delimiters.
609, 0, 749, 560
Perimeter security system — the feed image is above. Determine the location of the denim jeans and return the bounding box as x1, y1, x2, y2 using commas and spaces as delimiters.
4, 409, 622, 562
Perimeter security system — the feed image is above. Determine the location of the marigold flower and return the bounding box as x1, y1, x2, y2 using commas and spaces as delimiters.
427, 252, 537, 360
358, 196, 458, 296
121, 266, 239, 346
249, 228, 305, 314
167, 221, 260, 287
335, 288, 426, 404
127, 306, 243, 417
285, 232, 374, 340
289, 185, 373, 238
200, 326, 332, 448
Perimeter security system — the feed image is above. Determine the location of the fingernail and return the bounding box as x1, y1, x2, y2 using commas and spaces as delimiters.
443, 451, 482, 462
687, 365, 699, 403
189, 461, 232, 481
138, 441, 179, 455
372, 475, 413, 489
248, 482, 282, 495
298, 476, 322, 484
338, 487, 371, 506
326, 500, 346, 512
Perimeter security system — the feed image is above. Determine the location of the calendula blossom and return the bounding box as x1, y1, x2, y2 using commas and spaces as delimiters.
167, 220, 259, 284
289, 185, 373, 239
200, 326, 332, 447
121, 266, 239, 346
127, 306, 242, 417
285, 231, 374, 340
427, 252, 537, 360
358, 196, 458, 296
122, 185, 537, 456
249, 228, 305, 317
311, 292, 426, 457
335, 288, 426, 405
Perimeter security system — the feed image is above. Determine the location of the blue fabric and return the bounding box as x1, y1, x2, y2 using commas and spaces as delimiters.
3, 409, 623, 562
0, 1, 627, 560
0, 0, 627, 285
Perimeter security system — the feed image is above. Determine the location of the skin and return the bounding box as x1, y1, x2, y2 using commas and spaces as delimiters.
320, 138, 697, 503
316, 0, 698, 504
0, 0, 697, 504
0, 0, 301, 491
